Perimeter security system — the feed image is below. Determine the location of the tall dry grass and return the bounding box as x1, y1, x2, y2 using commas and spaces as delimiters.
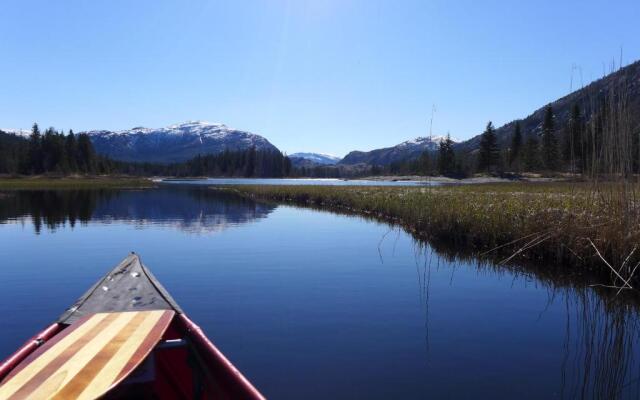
223, 182, 640, 285
224, 64, 640, 288
578, 63, 640, 289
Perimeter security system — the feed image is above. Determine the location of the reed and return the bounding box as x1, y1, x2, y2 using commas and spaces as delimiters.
230, 64, 640, 288
224, 182, 640, 286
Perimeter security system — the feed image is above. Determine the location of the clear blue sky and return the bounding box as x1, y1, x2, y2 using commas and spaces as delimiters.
1, 0, 638, 156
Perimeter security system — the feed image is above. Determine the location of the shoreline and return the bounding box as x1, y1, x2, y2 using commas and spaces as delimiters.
220, 183, 638, 289
352, 174, 566, 184
0, 176, 156, 190
0, 173, 575, 189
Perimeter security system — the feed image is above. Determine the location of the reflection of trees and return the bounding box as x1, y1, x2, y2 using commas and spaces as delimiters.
0, 187, 275, 234
0, 190, 109, 233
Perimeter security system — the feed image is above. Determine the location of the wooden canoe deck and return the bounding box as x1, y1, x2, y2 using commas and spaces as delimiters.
0, 310, 174, 400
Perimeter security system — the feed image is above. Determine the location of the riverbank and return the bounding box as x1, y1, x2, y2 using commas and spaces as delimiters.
0, 176, 156, 190
222, 183, 640, 287
354, 174, 565, 184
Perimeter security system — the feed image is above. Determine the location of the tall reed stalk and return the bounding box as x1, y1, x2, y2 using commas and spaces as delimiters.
578, 63, 639, 287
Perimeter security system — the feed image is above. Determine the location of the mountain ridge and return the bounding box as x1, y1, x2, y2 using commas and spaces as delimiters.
82, 121, 279, 163
455, 60, 640, 154
289, 152, 341, 168
339, 135, 451, 166
4, 60, 639, 169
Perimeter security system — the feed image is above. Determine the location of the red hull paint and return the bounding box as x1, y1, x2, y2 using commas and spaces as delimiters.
0, 316, 266, 399
0, 323, 63, 382
0, 254, 266, 398
178, 314, 266, 400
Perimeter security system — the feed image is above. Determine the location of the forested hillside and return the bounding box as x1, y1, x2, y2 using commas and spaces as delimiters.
0, 125, 97, 175
358, 61, 640, 177
3, 60, 638, 179
0, 124, 292, 178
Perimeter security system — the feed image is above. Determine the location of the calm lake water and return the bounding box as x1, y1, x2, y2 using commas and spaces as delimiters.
161, 177, 441, 186
1, 185, 640, 399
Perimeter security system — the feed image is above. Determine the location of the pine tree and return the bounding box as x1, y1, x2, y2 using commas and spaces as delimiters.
438, 134, 455, 175
65, 130, 78, 171
244, 146, 256, 177
28, 123, 43, 174
478, 121, 499, 172
562, 104, 583, 172
283, 156, 292, 177
41, 127, 59, 172
509, 121, 522, 169
540, 105, 559, 171
77, 134, 95, 173
418, 151, 432, 176
523, 134, 540, 171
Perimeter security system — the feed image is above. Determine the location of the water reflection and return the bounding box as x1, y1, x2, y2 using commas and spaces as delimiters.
400, 236, 640, 399
559, 290, 640, 399
0, 187, 275, 234
2, 187, 640, 398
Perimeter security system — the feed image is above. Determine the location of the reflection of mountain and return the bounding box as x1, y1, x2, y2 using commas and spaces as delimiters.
93, 187, 275, 234
0, 187, 275, 234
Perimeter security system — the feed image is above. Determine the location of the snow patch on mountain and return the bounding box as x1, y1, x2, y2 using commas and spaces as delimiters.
83, 121, 279, 163
289, 152, 341, 165
397, 136, 450, 150
339, 134, 456, 166
1, 128, 31, 138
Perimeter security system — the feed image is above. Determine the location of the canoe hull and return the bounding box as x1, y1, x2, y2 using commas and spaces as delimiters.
0, 254, 265, 400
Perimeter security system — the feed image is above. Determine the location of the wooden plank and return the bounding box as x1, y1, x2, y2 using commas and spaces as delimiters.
0, 313, 112, 395
0, 310, 174, 400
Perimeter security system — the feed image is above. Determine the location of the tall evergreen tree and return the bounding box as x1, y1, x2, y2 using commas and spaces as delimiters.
244, 146, 257, 177
523, 134, 540, 171
478, 121, 499, 172
65, 130, 78, 171
438, 134, 456, 175
28, 123, 43, 174
77, 133, 95, 173
419, 151, 432, 176
283, 155, 292, 177
562, 104, 583, 172
540, 105, 559, 171
509, 121, 522, 169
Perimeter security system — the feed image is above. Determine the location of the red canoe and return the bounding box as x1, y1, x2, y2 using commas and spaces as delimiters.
0, 253, 266, 400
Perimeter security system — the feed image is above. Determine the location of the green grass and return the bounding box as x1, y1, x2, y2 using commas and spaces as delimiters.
0, 176, 157, 190
222, 182, 640, 282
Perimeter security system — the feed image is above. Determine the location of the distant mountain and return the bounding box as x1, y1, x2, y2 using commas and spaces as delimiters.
5, 60, 638, 169
339, 136, 451, 166
0, 128, 31, 138
456, 60, 640, 154
339, 61, 640, 167
289, 152, 341, 168
83, 121, 279, 163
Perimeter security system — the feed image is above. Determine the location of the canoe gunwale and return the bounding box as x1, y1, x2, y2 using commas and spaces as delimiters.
0, 253, 267, 399
178, 313, 266, 400
0, 322, 63, 383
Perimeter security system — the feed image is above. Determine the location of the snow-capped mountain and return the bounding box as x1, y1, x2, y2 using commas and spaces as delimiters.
83, 121, 279, 163
339, 135, 453, 166
289, 152, 341, 167
0, 128, 31, 138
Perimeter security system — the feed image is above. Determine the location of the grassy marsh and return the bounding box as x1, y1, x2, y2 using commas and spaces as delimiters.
223, 182, 640, 285
0, 176, 156, 190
